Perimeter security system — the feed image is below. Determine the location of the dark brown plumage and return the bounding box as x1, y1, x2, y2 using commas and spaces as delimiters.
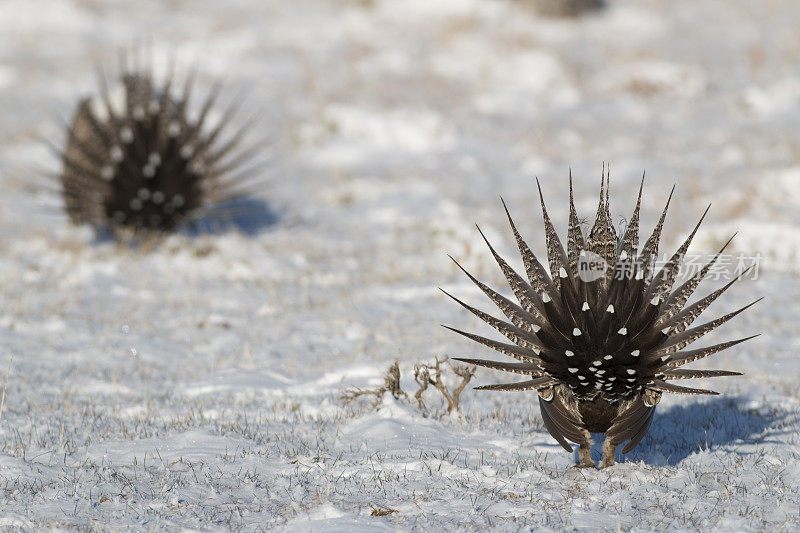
58, 59, 263, 241
445, 171, 759, 468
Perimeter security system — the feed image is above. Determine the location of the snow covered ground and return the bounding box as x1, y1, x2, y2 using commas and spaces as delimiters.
0, 0, 799, 529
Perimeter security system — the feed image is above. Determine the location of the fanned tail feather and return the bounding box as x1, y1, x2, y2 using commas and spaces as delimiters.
475, 225, 548, 324
567, 171, 587, 277
475, 376, 558, 391
645, 205, 710, 304
656, 234, 737, 327
661, 369, 742, 380
536, 179, 570, 291
439, 289, 544, 352
658, 334, 759, 368
648, 380, 719, 395
501, 198, 558, 298
619, 173, 644, 257
656, 299, 761, 355
661, 266, 755, 335
638, 185, 675, 282
442, 325, 546, 366
451, 357, 544, 376
448, 256, 543, 337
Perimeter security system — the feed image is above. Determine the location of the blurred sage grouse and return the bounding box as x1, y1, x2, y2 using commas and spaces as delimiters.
58, 59, 263, 240
444, 173, 759, 468
521, 0, 604, 18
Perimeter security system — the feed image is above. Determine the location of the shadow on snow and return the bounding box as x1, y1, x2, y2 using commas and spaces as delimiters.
574, 396, 788, 467
617, 396, 787, 466
187, 197, 279, 237
90, 197, 280, 244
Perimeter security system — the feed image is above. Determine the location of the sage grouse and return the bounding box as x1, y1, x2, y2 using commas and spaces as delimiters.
444, 173, 759, 468
59, 58, 262, 240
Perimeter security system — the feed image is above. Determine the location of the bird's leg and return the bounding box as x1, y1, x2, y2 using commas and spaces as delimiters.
576, 430, 595, 468
599, 438, 617, 468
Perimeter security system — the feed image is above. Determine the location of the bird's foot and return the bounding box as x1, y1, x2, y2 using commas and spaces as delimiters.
599, 440, 617, 468
598, 457, 615, 469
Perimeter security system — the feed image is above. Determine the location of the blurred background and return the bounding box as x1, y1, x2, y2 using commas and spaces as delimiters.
2, 1, 799, 243
0, 0, 796, 528
0, 0, 793, 369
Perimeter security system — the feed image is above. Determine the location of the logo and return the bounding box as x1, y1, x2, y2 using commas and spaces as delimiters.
578, 250, 608, 282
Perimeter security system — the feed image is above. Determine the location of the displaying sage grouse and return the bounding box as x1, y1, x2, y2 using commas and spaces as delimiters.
444, 173, 759, 468
58, 58, 262, 240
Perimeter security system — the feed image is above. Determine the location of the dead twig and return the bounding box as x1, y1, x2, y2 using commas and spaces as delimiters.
382, 360, 407, 400
431, 357, 476, 414
413, 364, 430, 414
340, 360, 408, 408
414, 357, 476, 414
370, 505, 398, 517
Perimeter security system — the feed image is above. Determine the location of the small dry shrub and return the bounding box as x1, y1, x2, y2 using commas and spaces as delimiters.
340, 357, 476, 415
